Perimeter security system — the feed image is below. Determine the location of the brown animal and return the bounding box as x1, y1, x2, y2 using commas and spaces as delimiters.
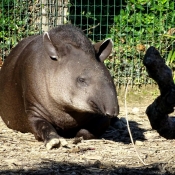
0, 25, 119, 149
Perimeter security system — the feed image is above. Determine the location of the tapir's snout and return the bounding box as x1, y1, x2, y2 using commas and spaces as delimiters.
105, 104, 119, 118
103, 86, 119, 118
89, 91, 119, 118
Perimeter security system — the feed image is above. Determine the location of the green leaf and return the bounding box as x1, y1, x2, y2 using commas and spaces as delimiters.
167, 50, 173, 65
170, 51, 175, 63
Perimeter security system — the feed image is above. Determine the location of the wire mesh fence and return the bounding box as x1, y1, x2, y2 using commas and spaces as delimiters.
0, 0, 175, 86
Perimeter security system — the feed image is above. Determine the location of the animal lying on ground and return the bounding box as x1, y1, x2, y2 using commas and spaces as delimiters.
0, 24, 119, 149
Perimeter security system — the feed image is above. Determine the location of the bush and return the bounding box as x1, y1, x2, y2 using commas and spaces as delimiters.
106, 0, 175, 85
68, 0, 122, 41
0, 0, 38, 59
1, 0, 174, 85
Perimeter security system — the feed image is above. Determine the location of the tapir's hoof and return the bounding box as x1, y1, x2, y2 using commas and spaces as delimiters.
46, 138, 61, 150
46, 138, 68, 150
59, 138, 68, 147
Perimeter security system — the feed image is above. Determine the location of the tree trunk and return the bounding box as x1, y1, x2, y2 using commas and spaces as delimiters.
143, 46, 175, 139
33, 0, 69, 32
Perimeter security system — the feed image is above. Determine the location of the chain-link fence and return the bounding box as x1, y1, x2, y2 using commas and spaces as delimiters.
0, 0, 175, 86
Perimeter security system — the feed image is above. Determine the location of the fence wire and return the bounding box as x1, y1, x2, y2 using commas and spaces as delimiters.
0, 0, 175, 86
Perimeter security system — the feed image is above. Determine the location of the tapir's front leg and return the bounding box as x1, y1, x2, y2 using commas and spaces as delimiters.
76, 115, 110, 139
28, 116, 68, 150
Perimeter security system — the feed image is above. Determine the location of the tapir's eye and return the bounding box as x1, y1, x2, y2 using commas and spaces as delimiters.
77, 77, 87, 86
78, 77, 85, 83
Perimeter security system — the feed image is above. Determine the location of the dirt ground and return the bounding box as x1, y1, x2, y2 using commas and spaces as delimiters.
1, 86, 175, 175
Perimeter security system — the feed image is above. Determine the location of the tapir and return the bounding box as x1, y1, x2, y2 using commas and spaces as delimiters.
0, 25, 119, 149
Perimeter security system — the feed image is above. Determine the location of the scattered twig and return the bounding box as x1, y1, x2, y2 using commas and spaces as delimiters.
83, 139, 115, 144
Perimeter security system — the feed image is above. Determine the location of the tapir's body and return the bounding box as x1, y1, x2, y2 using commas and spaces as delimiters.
0, 25, 119, 149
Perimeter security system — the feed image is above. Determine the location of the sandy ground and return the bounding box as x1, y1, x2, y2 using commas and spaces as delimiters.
1, 98, 175, 175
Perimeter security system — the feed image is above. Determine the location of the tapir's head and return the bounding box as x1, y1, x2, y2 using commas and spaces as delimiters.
43, 25, 119, 117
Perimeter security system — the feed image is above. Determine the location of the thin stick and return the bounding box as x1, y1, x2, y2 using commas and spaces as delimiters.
125, 80, 148, 166
83, 23, 100, 32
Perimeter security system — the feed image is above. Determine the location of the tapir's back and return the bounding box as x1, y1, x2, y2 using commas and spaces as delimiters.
0, 35, 39, 132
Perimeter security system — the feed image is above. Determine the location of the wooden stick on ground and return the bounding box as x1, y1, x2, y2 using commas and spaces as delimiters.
143, 46, 175, 139
124, 80, 148, 165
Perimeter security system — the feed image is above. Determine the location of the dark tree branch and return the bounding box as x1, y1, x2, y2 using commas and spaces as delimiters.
143, 46, 175, 139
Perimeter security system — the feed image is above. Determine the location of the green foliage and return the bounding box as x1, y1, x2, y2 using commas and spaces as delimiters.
166, 50, 175, 66
0, 0, 38, 59
106, 0, 175, 85
166, 49, 175, 82
68, 0, 175, 85
1, 0, 175, 86
68, 0, 121, 41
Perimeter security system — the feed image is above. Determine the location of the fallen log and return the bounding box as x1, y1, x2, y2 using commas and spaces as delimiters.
143, 46, 175, 139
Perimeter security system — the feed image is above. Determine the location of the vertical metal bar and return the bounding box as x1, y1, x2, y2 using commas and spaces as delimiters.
40, 0, 42, 33
87, 0, 89, 36
100, 0, 102, 40
118, 0, 122, 86
74, 0, 76, 25
61, 0, 63, 24
13, 0, 16, 44
80, 0, 82, 29
26, 0, 29, 36
106, 0, 109, 36
125, 0, 129, 86
1, 0, 4, 61
7, 0, 10, 51
93, 0, 95, 41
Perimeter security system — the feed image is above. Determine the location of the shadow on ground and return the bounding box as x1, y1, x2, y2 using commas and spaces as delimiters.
102, 119, 147, 144
0, 161, 173, 175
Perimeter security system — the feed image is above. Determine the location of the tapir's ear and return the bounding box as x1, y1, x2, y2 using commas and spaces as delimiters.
43, 32, 58, 60
94, 39, 113, 62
